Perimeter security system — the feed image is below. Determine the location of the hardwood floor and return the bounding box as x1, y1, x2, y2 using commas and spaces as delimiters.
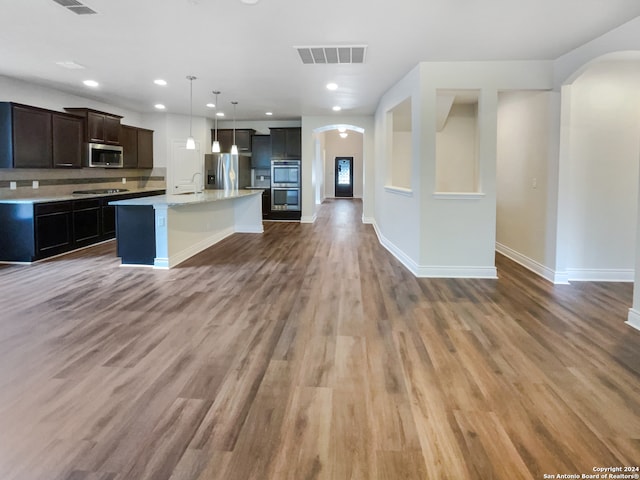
0, 198, 639, 480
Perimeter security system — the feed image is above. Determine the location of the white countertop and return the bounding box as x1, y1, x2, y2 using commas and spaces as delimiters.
0, 188, 165, 205
109, 189, 263, 207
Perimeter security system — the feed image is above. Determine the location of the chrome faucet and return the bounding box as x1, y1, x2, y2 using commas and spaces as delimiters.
191, 171, 203, 193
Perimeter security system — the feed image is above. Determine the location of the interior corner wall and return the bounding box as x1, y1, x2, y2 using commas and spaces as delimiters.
496, 91, 554, 271
564, 72, 640, 276
374, 66, 422, 271
323, 130, 363, 198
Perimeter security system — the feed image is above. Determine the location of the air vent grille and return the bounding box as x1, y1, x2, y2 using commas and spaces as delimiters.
52, 0, 97, 14
295, 45, 367, 65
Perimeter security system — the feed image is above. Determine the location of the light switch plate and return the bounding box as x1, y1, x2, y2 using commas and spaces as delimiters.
122, 177, 127, 184
32, 180, 39, 189
10, 181, 17, 190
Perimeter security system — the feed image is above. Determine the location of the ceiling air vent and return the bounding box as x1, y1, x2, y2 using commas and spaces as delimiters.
52, 0, 97, 14
295, 45, 367, 65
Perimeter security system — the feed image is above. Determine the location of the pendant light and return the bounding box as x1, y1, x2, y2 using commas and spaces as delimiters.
211, 90, 221, 153
186, 75, 197, 150
230, 101, 239, 155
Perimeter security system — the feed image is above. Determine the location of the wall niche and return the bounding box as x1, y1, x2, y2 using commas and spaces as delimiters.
386, 97, 412, 190
435, 90, 480, 193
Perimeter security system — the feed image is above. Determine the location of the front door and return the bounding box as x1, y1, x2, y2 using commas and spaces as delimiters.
335, 157, 353, 197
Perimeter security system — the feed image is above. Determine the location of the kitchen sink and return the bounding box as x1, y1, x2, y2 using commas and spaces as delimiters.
72, 188, 129, 194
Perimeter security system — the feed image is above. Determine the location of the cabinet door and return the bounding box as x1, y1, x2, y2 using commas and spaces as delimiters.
87, 112, 104, 142
35, 202, 73, 258
52, 114, 83, 168
216, 130, 234, 153
104, 115, 121, 144
251, 135, 271, 169
12, 105, 52, 168
73, 199, 101, 246
137, 129, 154, 168
101, 203, 116, 239
286, 128, 301, 157
262, 189, 271, 218
120, 125, 138, 168
270, 129, 286, 158
235, 130, 253, 154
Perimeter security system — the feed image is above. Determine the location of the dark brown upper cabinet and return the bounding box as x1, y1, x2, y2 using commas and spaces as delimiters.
0, 102, 83, 169
251, 135, 271, 169
52, 113, 83, 168
137, 128, 154, 169
65, 108, 122, 145
269, 127, 301, 159
211, 128, 255, 154
120, 125, 154, 169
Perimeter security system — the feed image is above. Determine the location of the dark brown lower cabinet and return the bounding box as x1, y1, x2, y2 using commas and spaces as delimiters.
73, 199, 101, 247
262, 189, 271, 219
0, 190, 164, 262
34, 202, 73, 258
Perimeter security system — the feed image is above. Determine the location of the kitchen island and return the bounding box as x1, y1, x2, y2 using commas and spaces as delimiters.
110, 189, 263, 268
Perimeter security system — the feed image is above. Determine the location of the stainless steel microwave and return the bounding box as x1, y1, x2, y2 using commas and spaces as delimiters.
88, 142, 123, 168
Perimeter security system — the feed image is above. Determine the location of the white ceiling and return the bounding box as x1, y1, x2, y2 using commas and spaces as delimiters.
1, 0, 639, 121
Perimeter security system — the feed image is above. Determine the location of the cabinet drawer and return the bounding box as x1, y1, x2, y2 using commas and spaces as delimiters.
73, 199, 101, 211
35, 201, 72, 216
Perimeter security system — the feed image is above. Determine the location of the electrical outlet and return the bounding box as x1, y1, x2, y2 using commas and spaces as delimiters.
122, 177, 127, 184
32, 180, 39, 189
10, 181, 17, 190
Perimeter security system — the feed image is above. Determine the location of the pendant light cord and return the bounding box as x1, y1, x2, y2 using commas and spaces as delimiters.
213, 91, 220, 141
232, 101, 238, 145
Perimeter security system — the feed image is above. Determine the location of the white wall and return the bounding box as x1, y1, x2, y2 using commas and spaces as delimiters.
0, 74, 143, 126
323, 130, 363, 198
564, 67, 640, 277
496, 91, 558, 275
436, 103, 478, 192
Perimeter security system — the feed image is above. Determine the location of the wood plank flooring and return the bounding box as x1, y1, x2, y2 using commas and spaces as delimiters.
0, 198, 639, 480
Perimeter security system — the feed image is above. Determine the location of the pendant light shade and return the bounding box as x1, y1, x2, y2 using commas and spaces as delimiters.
186, 75, 197, 150
211, 90, 221, 153
231, 101, 238, 155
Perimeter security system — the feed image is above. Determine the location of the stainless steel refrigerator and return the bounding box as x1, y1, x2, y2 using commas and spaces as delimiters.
204, 153, 251, 191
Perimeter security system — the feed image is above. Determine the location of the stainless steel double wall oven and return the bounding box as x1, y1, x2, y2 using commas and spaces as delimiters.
270, 160, 301, 211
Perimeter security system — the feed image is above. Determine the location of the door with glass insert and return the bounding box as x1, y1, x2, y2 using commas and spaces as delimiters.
335, 157, 353, 197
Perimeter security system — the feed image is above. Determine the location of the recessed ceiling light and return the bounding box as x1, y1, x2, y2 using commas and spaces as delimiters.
332, 106, 342, 111
206, 103, 216, 108
240, 0, 260, 4
326, 82, 338, 90
265, 112, 273, 116
338, 127, 346, 133
340, 132, 348, 138
154, 104, 166, 110
83, 80, 99, 87
154, 79, 167, 86
216, 112, 225, 117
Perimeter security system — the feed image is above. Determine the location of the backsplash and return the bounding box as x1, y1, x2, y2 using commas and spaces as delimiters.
0, 167, 166, 199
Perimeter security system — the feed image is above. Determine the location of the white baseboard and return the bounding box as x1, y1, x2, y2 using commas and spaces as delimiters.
626, 308, 640, 332
300, 214, 317, 224
495, 242, 564, 284
372, 220, 497, 279
362, 216, 375, 225
566, 268, 634, 282
235, 225, 264, 233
